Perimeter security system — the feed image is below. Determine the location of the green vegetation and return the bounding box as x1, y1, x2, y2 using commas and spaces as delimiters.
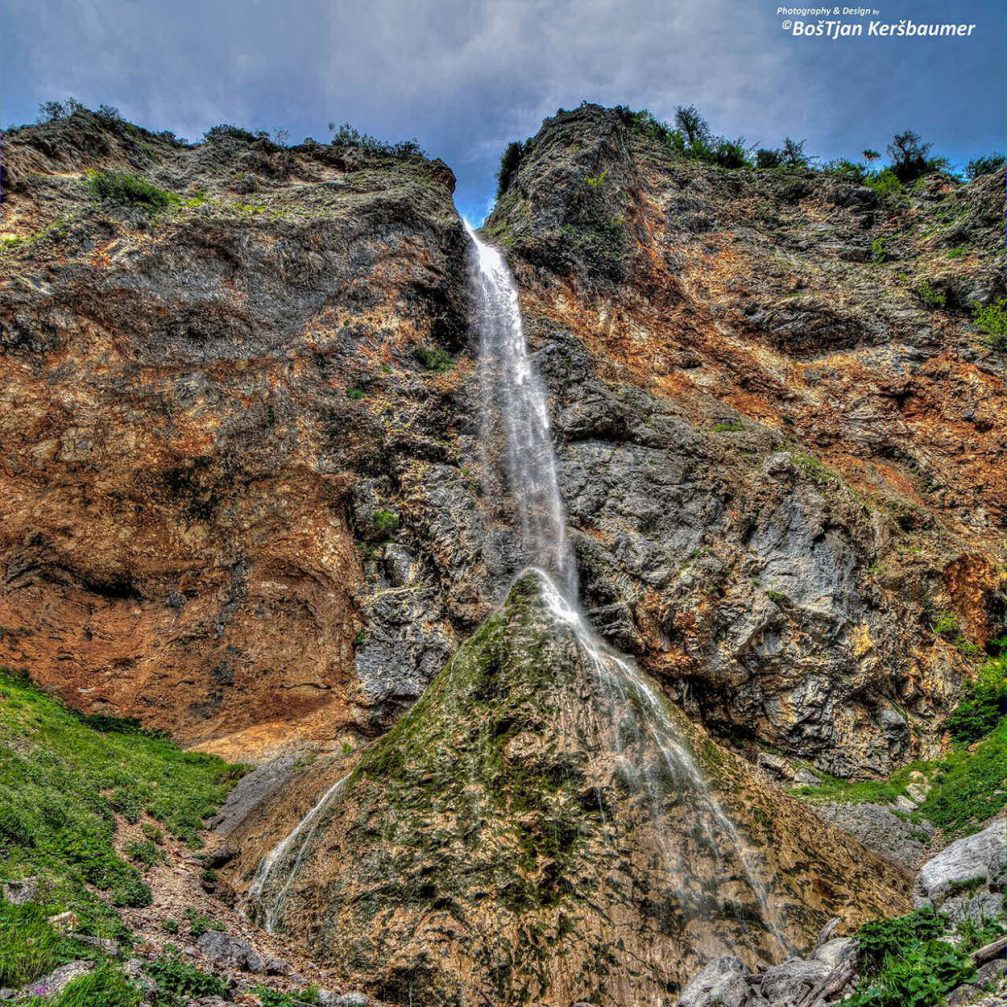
255, 986, 322, 1006
0, 668, 239, 942
870, 237, 886, 264
797, 653, 1007, 839
346, 386, 366, 400
584, 170, 608, 187
145, 949, 230, 1004
182, 906, 225, 937
973, 299, 1007, 351
328, 121, 424, 158
370, 510, 400, 538
864, 168, 904, 197
916, 278, 946, 308
614, 103, 753, 169
413, 345, 454, 372
945, 658, 1007, 743
887, 130, 945, 184
86, 170, 177, 212
0, 902, 82, 987
27, 962, 144, 1007
496, 139, 530, 198
946, 245, 968, 259
124, 839, 162, 867
965, 154, 1006, 180
845, 908, 974, 1007
709, 419, 745, 433
932, 609, 980, 656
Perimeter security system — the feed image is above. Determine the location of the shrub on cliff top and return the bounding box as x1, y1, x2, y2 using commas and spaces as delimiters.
496, 139, 530, 198
965, 153, 1006, 180
328, 121, 425, 158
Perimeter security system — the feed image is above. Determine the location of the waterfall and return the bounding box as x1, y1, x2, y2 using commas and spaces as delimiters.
465, 224, 787, 953
467, 221, 578, 594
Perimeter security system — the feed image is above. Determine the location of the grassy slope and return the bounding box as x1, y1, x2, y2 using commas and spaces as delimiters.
0, 667, 241, 992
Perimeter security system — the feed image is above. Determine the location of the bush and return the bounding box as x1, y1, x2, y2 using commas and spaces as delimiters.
821, 158, 868, 182
329, 122, 424, 158
946, 658, 1007, 744
916, 279, 946, 308
371, 510, 400, 538
146, 952, 230, 1004
965, 154, 1006, 180
755, 148, 783, 169
125, 839, 162, 867
87, 170, 176, 212
413, 345, 453, 372
203, 123, 259, 144
973, 299, 1007, 350
864, 168, 904, 197
844, 908, 975, 1007
255, 987, 321, 1007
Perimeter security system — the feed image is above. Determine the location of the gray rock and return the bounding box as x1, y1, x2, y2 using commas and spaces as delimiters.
328, 994, 370, 1007
26, 961, 93, 997
757, 753, 793, 780
914, 820, 1007, 922
811, 801, 934, 869
813, 937, 856, 970
676, 956, 750, 1007
793, 768, 821, 787
196, 930, 263, 973
71, 934, 119, 955
760, 957, 831, 1003
2, 877, 38, 905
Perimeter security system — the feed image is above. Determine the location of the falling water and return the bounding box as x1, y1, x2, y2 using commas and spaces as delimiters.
248, 775, 349, 933
465, 224, 787, 953
466, 221, 578, 594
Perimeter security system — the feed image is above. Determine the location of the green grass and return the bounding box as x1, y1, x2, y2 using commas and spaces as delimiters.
709, 420, 745, 433
0, 668, 241, 942
794, 761, 933, 806
916, 278, 946, 308
917, 718, 1007, 839
25, 961, 145, 1007
255, 986, 322, 1006
86, 170, 177, 212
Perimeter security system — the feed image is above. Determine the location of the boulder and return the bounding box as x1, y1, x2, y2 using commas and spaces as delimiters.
196, 930, 263, 973
914, 820, 1007, 922
813, 937, 856, 970
25, 961, 93, 998
759, 957, 831, 1003
2, 878, 38, 905
676, 956, 750, 1007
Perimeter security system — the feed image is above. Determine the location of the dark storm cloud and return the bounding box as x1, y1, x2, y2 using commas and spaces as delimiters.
2, 0, 1003, 220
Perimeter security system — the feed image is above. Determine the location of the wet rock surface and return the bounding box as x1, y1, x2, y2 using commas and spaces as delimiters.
231, 572, 908, 1007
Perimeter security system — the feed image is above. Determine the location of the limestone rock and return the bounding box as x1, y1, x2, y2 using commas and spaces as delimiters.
676, 956, 750, 1007
196, 930, 263, 973
914, 820, 1007, 922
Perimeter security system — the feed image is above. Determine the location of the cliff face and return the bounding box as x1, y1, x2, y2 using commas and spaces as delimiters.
0, 111, 483, 757
486, 103, 1006, 776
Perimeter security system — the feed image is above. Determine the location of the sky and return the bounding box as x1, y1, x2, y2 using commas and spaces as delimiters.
2, 0, 1004, 223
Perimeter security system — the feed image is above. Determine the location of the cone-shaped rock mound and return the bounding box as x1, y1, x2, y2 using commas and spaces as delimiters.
243, 570, 908, 1005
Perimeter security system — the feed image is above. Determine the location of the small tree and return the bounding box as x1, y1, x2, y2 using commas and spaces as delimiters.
674, 105, 712, 146
965, 154, 1006, 180
756, 148, 784, 169
863, 149, 881, 163
887, 130, 933, 183
496, 140, 528, 198
781, 137, 811, 169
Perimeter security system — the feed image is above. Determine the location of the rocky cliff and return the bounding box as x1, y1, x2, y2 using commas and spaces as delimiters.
1, 103, 1004, 1005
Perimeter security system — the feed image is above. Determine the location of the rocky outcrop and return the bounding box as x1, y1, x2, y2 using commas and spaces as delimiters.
913, 819, 1007, 922
487, 103, 1007, 775
0, 109, 479, 757
230, 571, 908, 1006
